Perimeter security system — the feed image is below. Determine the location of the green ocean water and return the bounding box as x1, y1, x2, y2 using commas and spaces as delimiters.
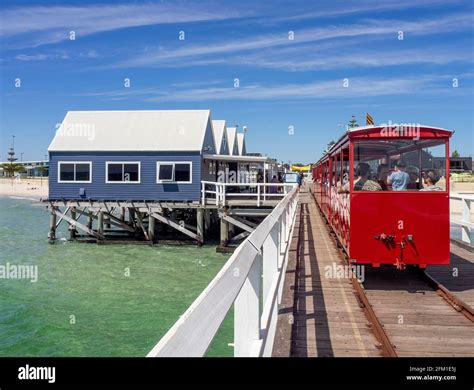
0, 196, 232, 357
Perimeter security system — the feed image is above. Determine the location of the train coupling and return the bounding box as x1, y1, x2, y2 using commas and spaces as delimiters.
374, 233, 395, 242
394, 258, 406, 270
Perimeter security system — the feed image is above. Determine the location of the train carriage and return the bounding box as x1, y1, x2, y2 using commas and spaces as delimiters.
312, 124, 453, 268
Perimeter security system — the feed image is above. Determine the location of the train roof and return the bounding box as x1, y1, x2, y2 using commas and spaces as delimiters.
314, 124, 453, 166
347, 124, 452, 135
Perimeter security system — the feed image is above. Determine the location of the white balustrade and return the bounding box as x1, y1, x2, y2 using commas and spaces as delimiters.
450, 193, 474, 245
147, 187, 299, 357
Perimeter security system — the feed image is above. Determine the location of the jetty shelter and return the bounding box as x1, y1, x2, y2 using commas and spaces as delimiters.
45, 109, 293, 246
48, 110, 277, 203
207, 121, 259, 184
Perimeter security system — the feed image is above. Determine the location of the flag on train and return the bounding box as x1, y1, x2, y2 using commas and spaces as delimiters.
366, 113, 374, 125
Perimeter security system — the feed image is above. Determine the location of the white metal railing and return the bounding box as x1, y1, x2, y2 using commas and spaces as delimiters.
201, 181, 297, 206
450, 193, 474, 245
147, 187, 299, 357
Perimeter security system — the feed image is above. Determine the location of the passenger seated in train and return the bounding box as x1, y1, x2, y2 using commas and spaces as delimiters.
406, 165, 422, 190
339, 163, 381, 192
387, 161, 410, 191
420, 169, 443, 191
376, 163, 390, 190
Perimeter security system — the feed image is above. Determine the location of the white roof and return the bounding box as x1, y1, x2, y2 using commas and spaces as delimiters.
236, 133, 246, 156
211, 120, 226, 155
48, 110, 212, 152
203, 154, 268, 163
226, 127, 237, 155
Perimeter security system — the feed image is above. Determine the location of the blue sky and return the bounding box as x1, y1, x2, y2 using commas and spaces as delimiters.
0, 0, 473, 163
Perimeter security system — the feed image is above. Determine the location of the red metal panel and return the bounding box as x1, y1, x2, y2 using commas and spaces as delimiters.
445, 141, 450, 190
349, 192, 450, 266
348, 126, 452, 140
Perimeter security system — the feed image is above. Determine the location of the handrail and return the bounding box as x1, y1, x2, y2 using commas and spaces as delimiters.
201, 181, 297, 206
147, 187, 299, 357
450, 193, 474, 201
450, 193, 473, 245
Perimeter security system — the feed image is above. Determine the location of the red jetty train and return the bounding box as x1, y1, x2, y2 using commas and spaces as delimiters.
312, 124, 453, 268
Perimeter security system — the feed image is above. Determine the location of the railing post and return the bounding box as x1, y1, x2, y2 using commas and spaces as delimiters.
257, 184, 261, 207
261, 223, 279, 357
263, 224, 279, 305
98, 211, 104, 237
462, 197, 471, 244
201, 182, 205, 205
278, 212, 287, 269
234, 256, 262, 357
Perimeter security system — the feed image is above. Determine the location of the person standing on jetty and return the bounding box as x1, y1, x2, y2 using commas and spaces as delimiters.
297, 173, 303, 190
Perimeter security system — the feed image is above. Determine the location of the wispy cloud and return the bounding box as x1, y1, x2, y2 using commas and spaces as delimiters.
0, 3, 248, 48
224, 44, 473, 71
14, 50, 100, 62
144, 76, 454, 102
72, 74, 465, 103
112, 13, 472, 69
15, 53, 58, 61
273, 0, 464, 22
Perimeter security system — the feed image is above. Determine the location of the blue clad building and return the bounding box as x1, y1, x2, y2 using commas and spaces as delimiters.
45, 109, 283, 246
48, 110, 217, 202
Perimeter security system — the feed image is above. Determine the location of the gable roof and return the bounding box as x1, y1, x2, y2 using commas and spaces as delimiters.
211, 120, 227, 155
236, 133, 246, 156
226, 127, 237, 155
48, 110, 212, 152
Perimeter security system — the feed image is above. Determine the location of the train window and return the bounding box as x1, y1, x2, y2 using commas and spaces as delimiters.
352, 139, 447, 192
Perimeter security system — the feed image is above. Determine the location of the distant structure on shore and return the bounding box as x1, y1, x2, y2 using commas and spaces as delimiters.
433, 156, 472, 173
0, 160, 49, 177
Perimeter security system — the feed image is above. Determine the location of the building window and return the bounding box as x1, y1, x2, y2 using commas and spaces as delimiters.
157, 162, 192, 183
58, 162, 92, 183
158, 163, 174, 181
106, 162, 140, 183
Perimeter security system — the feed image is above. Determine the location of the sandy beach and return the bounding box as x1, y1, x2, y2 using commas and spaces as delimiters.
0, 177, 48, 200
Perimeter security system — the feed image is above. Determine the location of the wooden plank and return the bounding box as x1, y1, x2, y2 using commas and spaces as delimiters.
229, 231, 250, 243
274, 188, 379, 357
74, 208, 135, 232
221, 213, 255, 233
231, 215, 259, 228
55, 206, 70, 228
53, 209, 104, 239
151, 212, 201, 242
135, 211, 149, 241
292, 346, 381, 357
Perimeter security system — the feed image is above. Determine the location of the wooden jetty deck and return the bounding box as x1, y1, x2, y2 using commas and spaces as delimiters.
274, 187, 380, 357
363, 251, 474, 357
274, 186, 474, 358
427, 244, 474, 309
